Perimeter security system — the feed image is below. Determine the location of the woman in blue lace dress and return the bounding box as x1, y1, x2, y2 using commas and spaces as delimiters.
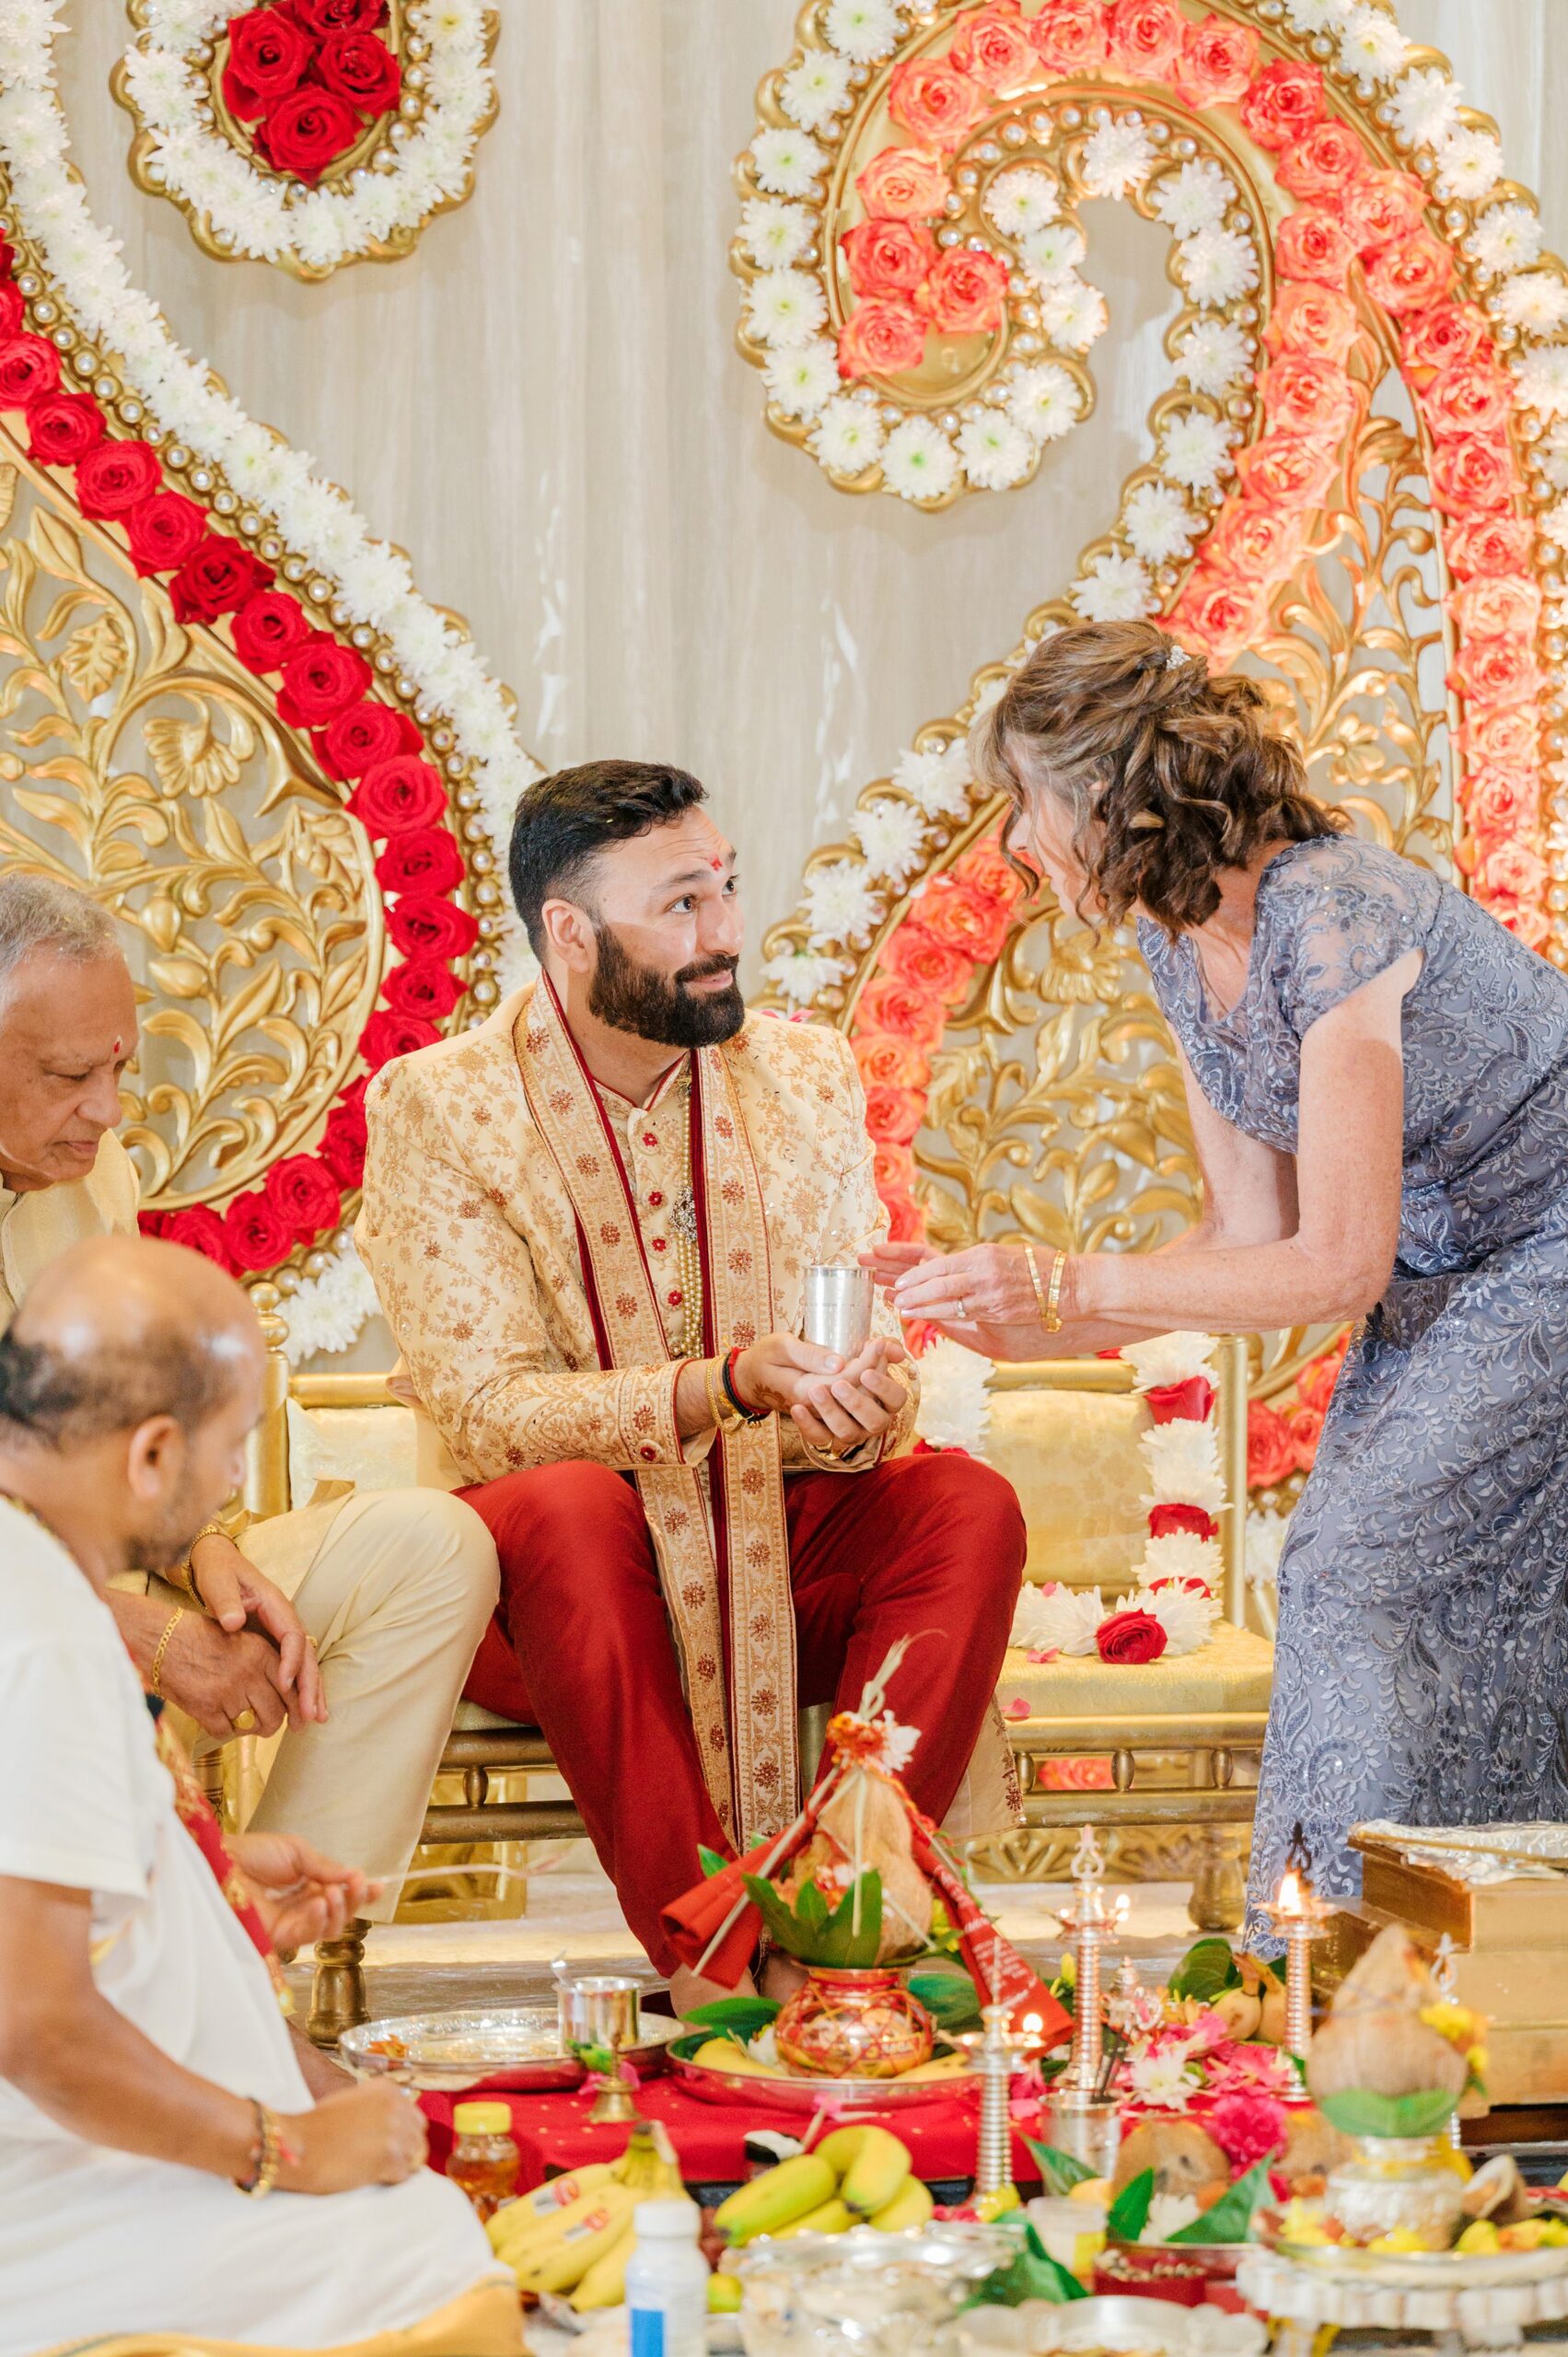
873, 618, 1568, 1930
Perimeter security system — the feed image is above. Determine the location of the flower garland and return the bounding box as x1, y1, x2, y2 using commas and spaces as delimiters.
116, 0, 499, 280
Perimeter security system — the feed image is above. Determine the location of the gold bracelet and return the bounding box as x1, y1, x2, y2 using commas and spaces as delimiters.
149, 1605, 185, 1700
1023, 1242, 1051, 1325
236, 2097, 284, 2198
705, 1354, 740, 1435
182, 1520, 228, 1611
1043, 1250, 1066, 1335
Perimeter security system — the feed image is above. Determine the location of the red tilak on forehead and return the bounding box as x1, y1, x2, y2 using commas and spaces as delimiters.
710, 858, 724, 871
112, 1037, 123, 1058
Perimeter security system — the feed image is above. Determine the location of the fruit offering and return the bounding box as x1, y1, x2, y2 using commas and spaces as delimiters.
714, 2127, 934, 2246
484, 2120, 684, 2311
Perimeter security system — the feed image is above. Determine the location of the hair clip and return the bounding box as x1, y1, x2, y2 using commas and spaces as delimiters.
1165, 642, 1192, 669
1129, 810, 1167, 830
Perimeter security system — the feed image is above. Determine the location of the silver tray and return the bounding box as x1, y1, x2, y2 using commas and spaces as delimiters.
1275, 2235, 1568, 2289
340, 2004, 684, 2093
672, 2049, 980, 2113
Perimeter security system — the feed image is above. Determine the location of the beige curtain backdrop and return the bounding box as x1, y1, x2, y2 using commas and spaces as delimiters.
50, 2, 1568, 985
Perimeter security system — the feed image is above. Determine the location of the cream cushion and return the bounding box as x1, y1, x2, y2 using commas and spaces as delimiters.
285, 1399, 421, 1506
984, 1387, 1154, 1590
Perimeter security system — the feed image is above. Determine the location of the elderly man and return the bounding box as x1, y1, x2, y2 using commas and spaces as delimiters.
0, 874, 497, 1919
359, 761, 1026, 2008
0, 1235, 516, 2355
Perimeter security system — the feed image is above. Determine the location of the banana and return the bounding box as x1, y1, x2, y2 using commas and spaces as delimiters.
708, 2273, 743, 2314
869, 2177, 935, 2233
813, 2125, 872, 2179
714, 2153, 838, 2244
897, 2053, 971, 2083
516, 2184, 641, 2296
568, 2216, 638, 2310
498, 2177, 632, 2271
841, 2126, 912, 2218
691, 2037, 784, 2077
487, 2163, 617, 2251
774, 2196, 854, 2238
973, 2184, 1021, 2224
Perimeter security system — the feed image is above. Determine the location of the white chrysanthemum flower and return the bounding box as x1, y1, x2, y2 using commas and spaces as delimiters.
1472, 202, 1544, 277
1138, 1580, 1217, 1656
750, 124, 828, 198
779, 51, 854, 134
1496, 271, 1568, 332
1123, 1332, 1218, 1389
1123, 2049, 1199, 2115
810, 391, 887, 470
1073, 550, 1153, 621
1514, 346, 1568, 422
1159, 408, 1232, 495
1039, 276, 1109, 353
1283, 0, 1350, 31
958, 411, 1035, 490
279, 1244, 383, 1365
1012, 1582, 1105, 1657
854, 796, 929, 885
1434, 127, 1504, 204
764, 947, 850, 1004
1388, 65, 1461, 150
1124, 480, 1200, 564
894, 740, 972, 818
1144, 2191, 1203, 2239
1337, 3, 1410, 86
882, 414, 960, 502
765, 339, 841, 418
1150, 159, 1236, 238
1246, 1507, 1291, 1593
824, 0, 902, 63
1143, 1422, 1228, 1511
1007, 362, 1082, 444
1082, 118, 1156, 202
1020, 221, 1088, 283
915, 1338, 995, 1457
1139, 1532, 1224, 1593
983, 167, 1060, 241
741, 196, 816, 270
745, 267, 829, 347
1179, 226, 1259, 308
1177, 317, 1251, 400
804, 859, 880, 947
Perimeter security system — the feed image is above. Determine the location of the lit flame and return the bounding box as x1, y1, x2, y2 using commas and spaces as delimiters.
1277, 1869, 1306, 1919
1022, 2013, 1043, 2034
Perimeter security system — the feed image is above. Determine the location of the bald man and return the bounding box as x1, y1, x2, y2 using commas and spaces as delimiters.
0, 875, 498, 1920
0, 1237, 515, 2355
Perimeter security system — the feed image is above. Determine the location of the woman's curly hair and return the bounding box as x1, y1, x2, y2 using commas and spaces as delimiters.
970, 619, 1342, 933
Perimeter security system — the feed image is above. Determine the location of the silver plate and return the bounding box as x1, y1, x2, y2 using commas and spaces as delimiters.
340, 2004, 684, 2092
672, 2050, 980, 2113
1276, 2235, 1568, 2288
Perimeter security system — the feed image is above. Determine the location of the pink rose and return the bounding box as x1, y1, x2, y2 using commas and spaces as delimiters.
842, 215, 937, 300
1248, 1400, 1296, 1490
1288, 1404, 1324, 1470
877, 923, 974, 1004
1460, 705, 1539, 769
1479, 841, 1548, 902
1173, 16, 1258, 108
856, 971, 950, 1047
855, 146, 950, 224
1259, 352, 1359, 440
861, 1083, 926, 1145
1448, 633, 1545, 708
922, 247, 1010, 336
1444, 513, 1536, 577
1446, 574, 1541, 640
1239, 59, 1324, 153
1206, 501, 1309, 581
1340, 168, 1428, 255
1365, 228, 1455, 316
854, 1030, 932, 1089
1233, 432, 1339, 509
1106, 0, 1186, 79
873, 1144, 918, 1201
1263, 281, 1359, 365
1466, 766, 1541, 844
1276, 118, 1369, 202
888, 55, 987, 152
1424, 356, 1514, 438
1401, 301, 1493, 379
1296, 1336, 1349, 1416
952, 835, 1026, 911
912, 870, 1014, 961
1491, 897, 1551, 950
1429, 433, 1517, 516
1028, 0, 1110, 72
950, 5, 1038, 91
837, 296, 928, 380
1273, 210, 1358, 288
1168, 573, 1271, 660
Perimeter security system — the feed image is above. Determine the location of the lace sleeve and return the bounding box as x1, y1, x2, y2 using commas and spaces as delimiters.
1272, 842, 1434, 1040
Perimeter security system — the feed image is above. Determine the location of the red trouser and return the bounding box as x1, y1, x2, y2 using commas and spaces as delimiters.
460, 1451, 1025, 1971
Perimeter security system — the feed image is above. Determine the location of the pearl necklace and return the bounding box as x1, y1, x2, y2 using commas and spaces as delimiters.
669, 1062, 704, 1361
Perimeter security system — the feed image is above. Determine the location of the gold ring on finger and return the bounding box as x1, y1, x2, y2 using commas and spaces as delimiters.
233, 1707, 258, 1734
957, 1298, 968, 1319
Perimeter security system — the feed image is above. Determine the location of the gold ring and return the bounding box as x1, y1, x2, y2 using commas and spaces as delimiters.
957, 1298, 968, 1320
234, 1707, 258, 1734
303, 1634, 317, 1648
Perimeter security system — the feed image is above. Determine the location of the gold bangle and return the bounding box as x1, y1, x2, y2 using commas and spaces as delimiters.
1043, 1250, 1066, 1335
183, 1521, 228, 1611
149, 1605, 185, 1700
1023, 1242, 1051, 1324
705, 1354, 739, 1435
236, 2097, 284, 2198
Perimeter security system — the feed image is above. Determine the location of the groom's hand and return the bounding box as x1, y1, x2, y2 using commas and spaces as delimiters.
788, 1337, 909, 1457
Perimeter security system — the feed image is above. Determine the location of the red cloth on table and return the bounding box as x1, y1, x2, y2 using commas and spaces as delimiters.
459, 1449, 1025, 1971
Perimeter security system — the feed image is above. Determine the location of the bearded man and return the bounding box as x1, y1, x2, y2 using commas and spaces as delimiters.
0, 873, 498, 1917
357, 761, 1025, 2007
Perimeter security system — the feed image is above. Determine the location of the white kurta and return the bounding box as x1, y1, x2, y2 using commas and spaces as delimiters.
0, 1502, 501, 2355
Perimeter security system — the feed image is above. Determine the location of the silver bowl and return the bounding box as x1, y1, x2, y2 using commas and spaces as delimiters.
340, 2003, 683, 2093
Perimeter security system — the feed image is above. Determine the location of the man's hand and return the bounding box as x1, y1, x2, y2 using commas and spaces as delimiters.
735, 1331, 909, 1458
111, 1592, 294, 1741
191, 1533, 326, 1724
279, 2082, 427, 2194
228, 1830, 382, 1949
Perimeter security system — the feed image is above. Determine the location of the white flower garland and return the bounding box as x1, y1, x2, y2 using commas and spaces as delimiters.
912, 1333, 995, 1456
277, 1237, 382, 1363
118, 0, 498, 280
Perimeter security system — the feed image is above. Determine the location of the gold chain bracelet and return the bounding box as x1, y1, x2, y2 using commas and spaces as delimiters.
235, 2097, 284, 2198
148, 1606, 185, 1700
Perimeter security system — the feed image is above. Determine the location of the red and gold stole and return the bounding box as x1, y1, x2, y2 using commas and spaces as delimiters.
515, 980, 797, 1849
153, 1713, 289, 2006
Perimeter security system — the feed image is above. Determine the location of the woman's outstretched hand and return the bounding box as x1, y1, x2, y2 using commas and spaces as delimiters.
860, 1241, 1054, 1363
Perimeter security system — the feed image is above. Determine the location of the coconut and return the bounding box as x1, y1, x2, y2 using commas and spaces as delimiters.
1112, 2119, 1230, 2203
1331, 1923, 1436, 2016
1278, 2108, 1353, 2193
1307, 2002, 1469, 2106
816, 1771, 933, 1960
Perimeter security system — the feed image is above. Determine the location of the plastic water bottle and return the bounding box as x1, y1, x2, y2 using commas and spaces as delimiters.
625, 2197, 707, 2357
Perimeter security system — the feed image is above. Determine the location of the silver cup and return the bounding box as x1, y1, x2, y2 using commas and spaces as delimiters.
803, 1263, 874, 1361
556, 1973, 641, 2054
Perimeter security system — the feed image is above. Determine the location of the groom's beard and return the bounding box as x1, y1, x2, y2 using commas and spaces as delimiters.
587, 923, 745, 1049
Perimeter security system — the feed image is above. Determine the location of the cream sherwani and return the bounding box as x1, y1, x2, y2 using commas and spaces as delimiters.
0, 1136, 497, 1917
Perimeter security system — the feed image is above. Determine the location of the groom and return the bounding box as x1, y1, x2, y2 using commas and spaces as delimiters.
357, 761, 1025, 2003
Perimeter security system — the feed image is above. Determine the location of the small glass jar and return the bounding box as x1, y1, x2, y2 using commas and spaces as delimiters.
448, 2099, 518, 2222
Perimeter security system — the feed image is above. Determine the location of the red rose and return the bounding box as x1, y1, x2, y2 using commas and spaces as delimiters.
950, 6, 1038, 91
913, 871, 1013, 962
841, 215, 938, 300
169, 535, 275, 625
1260, 352, 1359, 441
854, 1031, 932, 1089
374, 826, 467, 898
1149, 1500, 1219, 1541
1239, 60, 1324, 153
1264, 282, 1359, 366
123, 490, 208, 577
0, 284, 23, 337
386, 892, 478, 960
1461, 705, 1539, 769
1295, 1337, 1349, 1415
359, 1008, 441, 1071
157, 1203, 239, 1273
230, 588, 316, 672
222, 7, 314, 119
1365, 228, 1454, 316
1168, 573, 1270, 661
887, 56, 987, 152
873, 1143, 917, 1201
1234, 432, 1339, 509
855, 971, 948, 1047
346, 753, 447, 835
1247, 1399, 1296, 1489
319, 700, 422, 781
1429, 433, 1516, 516
1444, 513, 1535, 577
837, 297, 928, 380
1097, 1608, 1168, 1666
1174, 17, 1258, 108
75, 437, 162, 518
1480, 842, 1548, 903
1447, 574, 1541, 641
379, 955, 466, 1020
1106, 0, 1185, 78
1490, 896, 1550, 949
265, 1152, 343, 1246
256, 87, 361, 181
855, 146, 949, 224
1145, 1375, 1216, 1425
1276, 118, 1368, 203
1424, 356, 1514, 438
877, 923, 973, 1004
25, 390, 104, 469
1466, 767, 1541, 845
317, 29, 401, 113
860, 1083, 925, 1145
1448, 633, 1544, 709
922, 247, 1010, 336
0, 331, 61, 409
223, 1189, 294, 1273
319, 1085, 369, 1187
1272, 209, 1357, 287
293, 0, 387, 28
1401, 301, 1492, 379
278, 636, 373, 726
1028, 0, 1109, 71
1339, 168, 1428, 255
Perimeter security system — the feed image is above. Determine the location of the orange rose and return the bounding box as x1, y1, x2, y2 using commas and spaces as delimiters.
953, 834, 1027, 910
873, 1143, 918, 1201
1449, 633, 1545, 708
856, 970, 950, 1046
1028, 0, 1110, 71
888, 55, 988, 151
1365, 228, 1455, 316
1106, 0, 1185, 78
1339, 168, 1428, 256
950, 5, 1039, 91
1287, 1404, 1325, 1472
1479, 841, 1548, 903
854, 1030, 933, 1089
1445, 512, 1535, 577
912, 872, 1015, 962
1461, 705, 1539, 769
1276, 118, 1369, 203
855, 145, 950, 223
1424, 356, 1514, 438
837, 296, 928, 380
842, 215, 938, 299
1169, 572, 1272, 660
885, 1190, 927, 1242
1466, 766, 1541, 844
1296, 1336, 1349, 1416
1247, 1399, 1296, 1490
922, 246, 1010, 335
1207, 500, 1310, 581
1264, 281, 1359, 365
1238, 59, 1324, 154
1273, 209, 1357, 287
1429, 432, 1517, 516
1234, 431, 1340, 508
1260, 352, 1359, 440
878, 923, 974, 1004
1446, 574, 1542, 641
1401, 300, 1493, 378
1173, 15, 1258, 108
861, 1082, 927, 1145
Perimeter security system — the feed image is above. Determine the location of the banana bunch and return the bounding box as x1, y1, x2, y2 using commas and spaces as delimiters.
484, 2120, 686, 2310
712, 2125, 934, 2246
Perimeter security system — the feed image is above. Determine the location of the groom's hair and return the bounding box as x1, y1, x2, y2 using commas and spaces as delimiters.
510, 761, 707, 955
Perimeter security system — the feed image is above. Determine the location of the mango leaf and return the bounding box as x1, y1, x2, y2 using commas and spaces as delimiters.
697, 1844, 729, 1879
1106, 2167, 1155, 2245
909, 1967, 982, 2035
1023, 2138, 1098, 2200
685, 1998, 780, 2044
1167, 1936, 1242, 2004
1167, 2154, 1276, 2246
670, 2029, 712, 2062
818, 1873, 883, 1966
1318, 2087, 1458, 2141
739, 1870, 884, 1967
963, 2222, 1087, 2309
